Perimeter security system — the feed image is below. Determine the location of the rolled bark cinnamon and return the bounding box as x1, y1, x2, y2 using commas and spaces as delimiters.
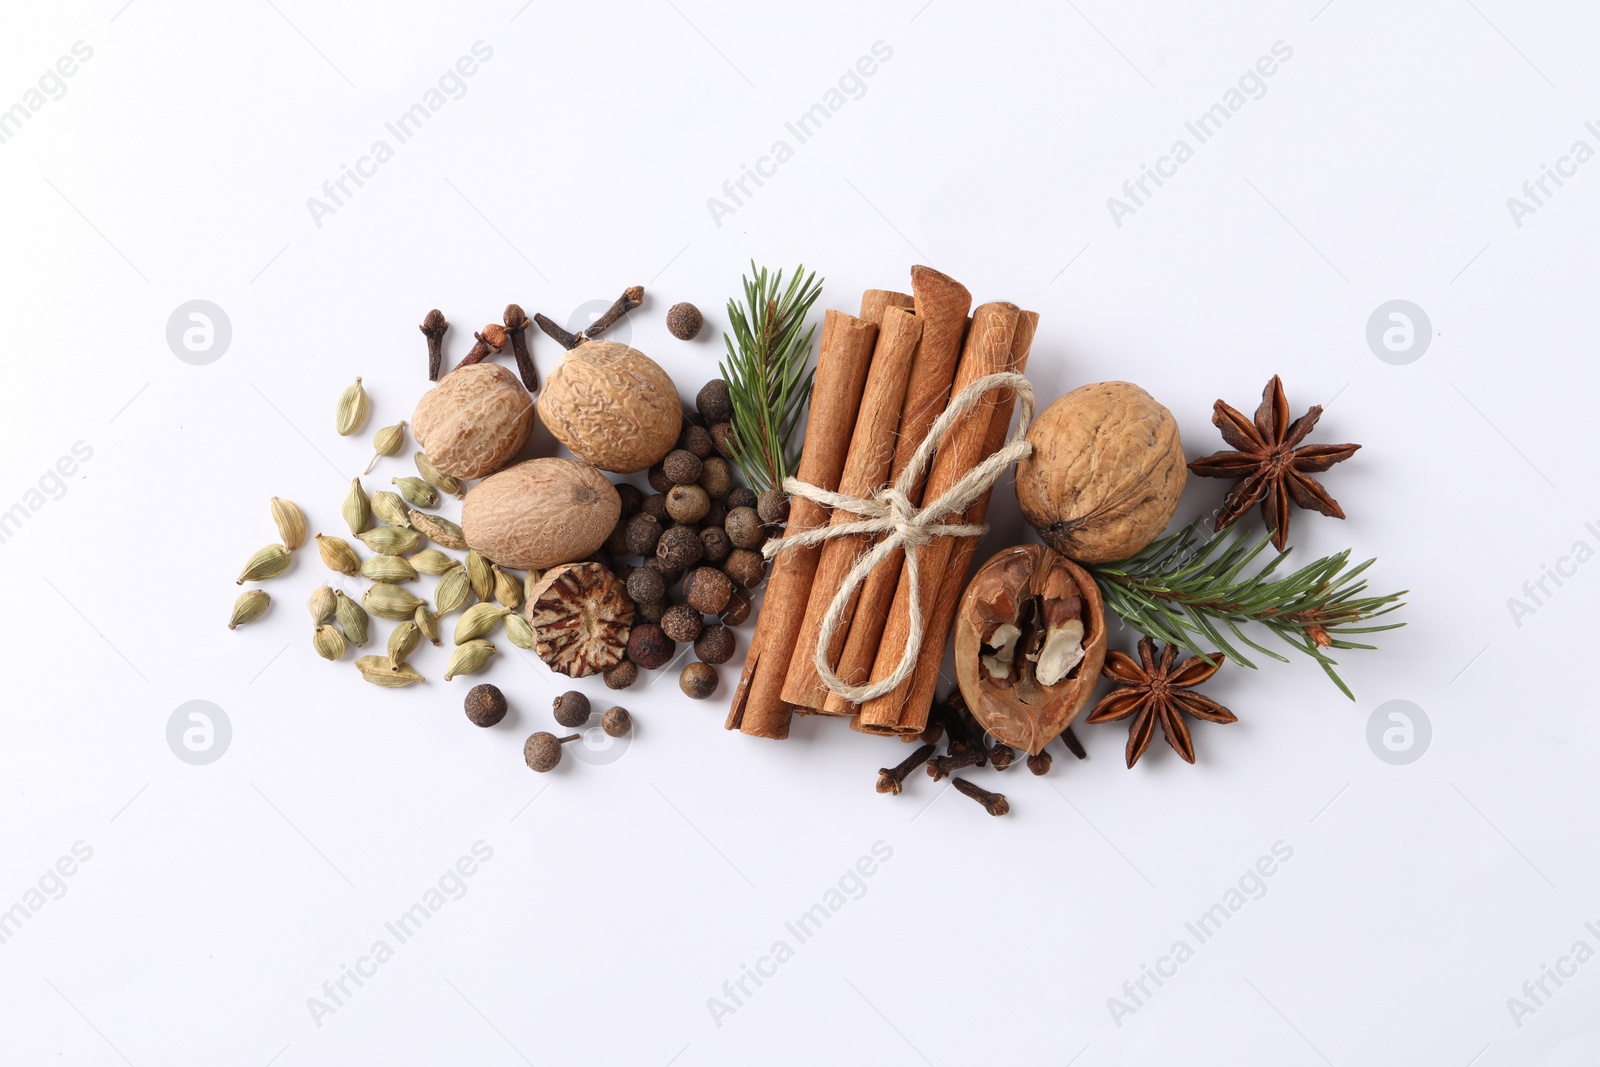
821, 267, 971, 715
725, 309, 878, 739
860, 289, 914, 325
855, 301, 1023, 734
782, 306, 923, 711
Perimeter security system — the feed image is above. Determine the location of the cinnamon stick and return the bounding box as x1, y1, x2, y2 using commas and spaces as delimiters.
856, 301, 1023, 735
782, 306, 923, 711
860, 289, 914, 325
725, 310, 878, 739
821, 267, 971, 714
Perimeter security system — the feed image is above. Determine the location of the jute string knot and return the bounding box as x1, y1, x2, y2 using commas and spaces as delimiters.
761, 372, 1035, 703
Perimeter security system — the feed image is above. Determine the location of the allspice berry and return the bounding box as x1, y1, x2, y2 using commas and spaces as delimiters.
666, 484, 711, 524
679, 423, 714, 459
710, 422, 735, 460
660, 604, 705, 644
725, 486, 758, 512
464, 684, 508, 727
604, 659, 639, 690
697, 380, 733, 424
680, 661, 719, 699
628, 623, 675, 670
667, 302, 704, 340
700, 526, 732, 564
683, 566, 734, 615
635, 597, 667, 623
524, 730, 579, 772
615, 482, 644, 517
604, 515, 631, 555
602, 706, 633, 737
695, 625, 735, 665
626, 564, 666, 605
640, 494, 670, 523
663, 449, 702, 486
757, 489, 791, 526
725, 507, 764, 549
656, 524, 704, 570
702, 500, 728, 531
624, 514, 663, 557
722, 588, 752, 625
723, 548, 765, 588
647, 464, 672, 494
698, 457, 733, 500
553, 690, 591, 728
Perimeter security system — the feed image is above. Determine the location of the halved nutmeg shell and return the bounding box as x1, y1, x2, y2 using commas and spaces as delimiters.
526, 561, 634, 678
954, 544, 1107, 755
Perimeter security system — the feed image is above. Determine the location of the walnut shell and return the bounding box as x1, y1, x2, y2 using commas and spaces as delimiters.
461, 458, 620, 570
536, 340, 681, 473
1014, 381, 1185, 564
526, 562, 633, 677
411, 363, 535, 480
954, 545, 1107, 755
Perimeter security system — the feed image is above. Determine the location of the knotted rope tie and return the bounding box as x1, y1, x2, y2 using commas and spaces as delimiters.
761, 372, 1036, 704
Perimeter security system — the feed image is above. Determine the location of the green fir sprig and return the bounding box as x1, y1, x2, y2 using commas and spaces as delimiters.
1087, 520, 1407, 699
719, 263, 823, 495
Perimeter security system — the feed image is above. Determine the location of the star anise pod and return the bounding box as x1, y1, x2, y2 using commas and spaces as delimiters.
1085, 636, 1236, 767
1188, 375, 1360, 551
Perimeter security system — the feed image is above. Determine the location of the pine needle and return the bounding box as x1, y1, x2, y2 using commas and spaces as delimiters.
719, 262, 823, 494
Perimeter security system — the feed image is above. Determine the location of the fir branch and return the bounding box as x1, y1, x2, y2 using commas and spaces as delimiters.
1087, 520, 1407, 699
719, 262, 823, 494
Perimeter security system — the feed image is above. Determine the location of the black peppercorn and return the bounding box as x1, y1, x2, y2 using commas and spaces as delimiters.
683, 566, 733, 615
679, 423, 714, 458
700, 526, 732, 564
647, 464, 672, 494
725, 507, 764, 549
628, 624, 675, 670
524, 731, 580, 772
680, 661, 719, 699
660, 604, 704, 644
656, 524, 704, 570
640, 493, 669, 523
725, 485, 758, 512
624, 513, 663, 557
696, 380, 733, 424
667, 302, 703, 340
698, 457, 733, 500
464, 683, 507, 727
722, 588, 752, 626
552, 690, 591, 728
604, 658, 639, 690
695, 624, 735, 665
722, 548, 765, 588
663, 449, 702, 486
626, 564, 666, 605
757, 489, 791, 526
602, 705, 633, 737
615, 482, 644, 517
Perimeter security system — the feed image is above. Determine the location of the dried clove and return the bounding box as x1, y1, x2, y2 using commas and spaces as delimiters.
502, 303, 538, 392
455, 323, 508, 371
927, 750, 984, 782
1061, 725, 1088, 760
420, 309, 448, 381
876, 743, 935, 795
1026, 750, 1052, 776
585, 285, 644, 339
952, 777, 1010, 817
533, 311, 583, 351
988, 743, 1017, 772
933, 691, 988, 767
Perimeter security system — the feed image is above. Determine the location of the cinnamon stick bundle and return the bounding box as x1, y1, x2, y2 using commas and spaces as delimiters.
856, 301, 1024, 735
725, 310, 878, 739
782, 305, 923, 711
859, 289, 914, 324
821, 267, 971, 714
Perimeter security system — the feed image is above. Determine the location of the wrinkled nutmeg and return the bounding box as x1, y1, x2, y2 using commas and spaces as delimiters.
461, 458, 620, 570
526, 562, 634, 677
954, 544, 1107, 755
411, 363, 535, 480
537, 341, 681, 473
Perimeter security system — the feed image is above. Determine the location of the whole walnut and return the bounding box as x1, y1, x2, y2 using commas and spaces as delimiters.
537, 341, 681, 473
1014, 382, 1186, 564
412, 363, 534, 479
462, 458, 620, 570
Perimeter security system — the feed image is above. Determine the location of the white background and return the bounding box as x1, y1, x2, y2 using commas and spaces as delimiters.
1, 1, 1595, 1064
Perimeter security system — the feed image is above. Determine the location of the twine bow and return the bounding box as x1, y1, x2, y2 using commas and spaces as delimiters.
762, 372, 1036, 704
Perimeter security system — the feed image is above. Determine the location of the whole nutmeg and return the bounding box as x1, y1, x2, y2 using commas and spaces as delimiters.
656, 524, 704, 571
722, 548, 765, 588
538, 340, 681, 473
626, 564, 666, 604
666, 484, 711, 524
412, 363, 535, 479
640, 493, 669, 522
627, 624, 675, 670
722, 588, 752, 626
634, 597, 667, 624
700, 526, 732, 564
615, 482, 644, 517
725, 507, 764, 549
695, 624, 735, 665
696, 380, 733, 424
698, 457, 733, 500
553, 690, 591, 728
462, 458, 620, 570
679, 423, 714, 459
647, 464, 672, 494
756, 489, 790, 526
725, 486, 758, 512
710, 422, 735, 459
1015, 382, 1186, 563
683, 567, 733, 615
663, 449, 702, 486
667, 302, 704, 340
660, 604, 704, 643
624, 513, 663, 556
680, 661, 719, 699
602, 706, 633, 736
604, 659, 639, 690
464, 683, 507, 727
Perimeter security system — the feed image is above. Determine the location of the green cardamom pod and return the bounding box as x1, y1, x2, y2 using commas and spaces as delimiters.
392, 476, 439, 510
466, 550, 494, 602
270, 497, 306, 550
361, 554, 418, 584
408, 510, 467, 550
415, 451, 465, 499
388, 620, 421, 667
357, 526, 423, 556
414, 603, 441, 646
314, 623, 348, 661
371, 490, 412, 528
455, 602, 510, 644
237, 543, 291, 584
524, 568, 544, 604
335, 590, 370, 646
364, 583, 424, 620
228, 589, 271, 630
355, 654, 424, 687
308, 585, 337, 624
503, 611, 535, 650
343, 478, 372, 535
316, 533, 362, 576
336, 377, 370, 436
363, 420, 407, 474
411, 549, 459, 576
434, 567, 472, 618
492, 565, 523, 609
444, 639, 496, 680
